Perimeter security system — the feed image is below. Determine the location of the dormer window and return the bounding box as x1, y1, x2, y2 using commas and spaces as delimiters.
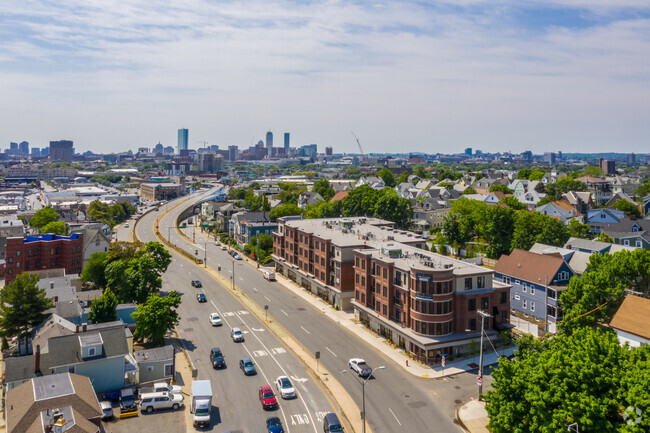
632, 225, 639, 232
88, 347, 96, 357
601, 213, 606, 219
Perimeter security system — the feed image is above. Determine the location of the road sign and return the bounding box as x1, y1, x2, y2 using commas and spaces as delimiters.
441, 357, 446, 367
477, 376, 482, 386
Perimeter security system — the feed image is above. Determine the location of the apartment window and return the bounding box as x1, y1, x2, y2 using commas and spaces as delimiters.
522, 283, 527, 293
382, 304, 387, 315
504, 276, 511, 284
15, 262, 20, 268
28, 250, 32, 257
465, 278, 473, 290
383, 268, 387, 279
356, 257, 359, 267
531, 302, 536, 312
530, 286, 535, 295
356, 274, 359, 283
16, 250, 21, 256
361, 260, 365, 270
355, 290, 359, 300
361, 293, 365, 303
522, 299, 527, 309
500, 311, 508, 322
557, 271, 569, 281
7, 257, 12, 264
468, 318, 477, 331
383, 286, 387, 297
500, 291, 507, 304
96, 238, 101, 246
376, 301, 380, 311
376, 282, 380, 294
515, 294, 520, 300
515, 280, 520, 285
623, 240, 630, 246
547, 305, 557, 318
55, 247, 59, 254
636, 240, 643, 248
477, 276, 485, 289
481, 296, 489, 309
25, 261, 30, 270
468, 298, 476, 311
50, 248, 54, 255
548, 288, 557, 299
361, 276, 365, 286
164, 364, 173, 376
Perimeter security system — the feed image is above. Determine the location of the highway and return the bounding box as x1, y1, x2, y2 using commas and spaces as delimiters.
132, 191, 351, 433
135, 188, 491, 433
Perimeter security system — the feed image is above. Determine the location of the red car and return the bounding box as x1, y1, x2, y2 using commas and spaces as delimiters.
259, 385, 278, 410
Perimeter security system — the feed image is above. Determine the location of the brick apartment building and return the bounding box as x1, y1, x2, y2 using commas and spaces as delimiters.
273, 217, 511, 363
4, 234, 84, 283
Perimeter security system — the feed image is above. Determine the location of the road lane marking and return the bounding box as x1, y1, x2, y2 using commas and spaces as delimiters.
325, 347, 337, 358
280, 309, 289, 316
389, 408, 402, 426
264, 296, 272, 302
301, 326, 311, 335
253, 287, 258, 292
239, 277, 244, 281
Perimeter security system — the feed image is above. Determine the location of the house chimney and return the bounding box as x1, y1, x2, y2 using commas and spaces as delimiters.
35, 345, 41, 373
75, 324, 79, 333
82, 324, 87, 332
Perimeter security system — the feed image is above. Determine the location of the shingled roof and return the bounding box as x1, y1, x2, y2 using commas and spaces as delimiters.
610, 295, 650, 341
494, 248, 566, 285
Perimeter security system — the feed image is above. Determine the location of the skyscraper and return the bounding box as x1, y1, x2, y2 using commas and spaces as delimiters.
266, 131, 273, 157
49, 140, 74, 162
284, 133, 290, 157
325, 146, 333, 156
228, 145, 239, 161
178, 128, 189, 154
18, 141, 29, 156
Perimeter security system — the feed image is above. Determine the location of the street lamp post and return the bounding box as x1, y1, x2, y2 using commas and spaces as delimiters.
340, 366, 385, 433
231, 260, 235, 290
476, 310, 492, 400
204, 241, 207, 268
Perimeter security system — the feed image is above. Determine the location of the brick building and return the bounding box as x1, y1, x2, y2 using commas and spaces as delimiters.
5, 234, 84, 283
273, 217, 510, 363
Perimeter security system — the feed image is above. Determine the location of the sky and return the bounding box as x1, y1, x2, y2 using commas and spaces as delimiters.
1, 0, 650, 155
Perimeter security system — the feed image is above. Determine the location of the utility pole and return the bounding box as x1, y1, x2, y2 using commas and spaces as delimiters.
544, 274, 549, 335
232, 260, 235, 290
477, 309, 492, 400
204, 242, 207, 268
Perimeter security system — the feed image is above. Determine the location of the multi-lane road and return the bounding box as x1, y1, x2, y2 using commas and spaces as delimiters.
134, 188, 491, 433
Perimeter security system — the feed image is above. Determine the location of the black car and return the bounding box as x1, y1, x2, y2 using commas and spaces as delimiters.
210, 347, 225, 368
191, 280, 202, 288
197, 293, 207, 303
239, 358, 256, 375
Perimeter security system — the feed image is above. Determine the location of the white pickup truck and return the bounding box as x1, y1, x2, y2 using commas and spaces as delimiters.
348, 358, 372, 377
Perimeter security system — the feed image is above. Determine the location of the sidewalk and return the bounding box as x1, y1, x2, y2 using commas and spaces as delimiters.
457, 399, 490, 433
166, 333, 196, 432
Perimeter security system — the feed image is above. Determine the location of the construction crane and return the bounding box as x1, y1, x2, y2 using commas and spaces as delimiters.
197, 141, 208, 149
351, 131, 366, 163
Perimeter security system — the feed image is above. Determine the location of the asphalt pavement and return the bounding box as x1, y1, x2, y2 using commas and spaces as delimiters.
133, 190, 489, 433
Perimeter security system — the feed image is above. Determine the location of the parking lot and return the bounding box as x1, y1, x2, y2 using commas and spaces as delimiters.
102, 402, 186, 433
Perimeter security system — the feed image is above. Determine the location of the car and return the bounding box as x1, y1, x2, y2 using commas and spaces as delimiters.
239, 358, 256, 375
259, 385, 278, 410
322, 412, 343, 432
231, 327, 244, 342
215, 241, 221, 246
266, 416, 285, 433
209, 312, 222, 326
220, 245, 227, 250
210, 347, 225, 368
124, 223, 129, 228
139, 391, 184, 413
197, 293, 207, 303
348, 358, 372, 377
151, 382, 182, 394
100, 400, 114, 420
234, 254, 242, 260
191, 280, 202, 288
275, 376, 296, 399
263, 271, 276, 281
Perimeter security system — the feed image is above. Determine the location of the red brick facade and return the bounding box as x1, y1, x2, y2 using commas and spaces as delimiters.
5, 234, 84, 283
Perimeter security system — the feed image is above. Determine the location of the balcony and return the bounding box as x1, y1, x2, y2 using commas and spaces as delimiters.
393, 297, 402, 307
415, 292, 433, 301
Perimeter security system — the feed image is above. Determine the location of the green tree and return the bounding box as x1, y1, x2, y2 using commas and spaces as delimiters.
414, 167, 431, 179
545, 176, 587, 200
40, 221, 68, 235
528, 169, 547, 181
341, 185, 380, 217
397, 171, 409, 184
489, 184, 512, 194
537, 217, 570, 246
485, 328, 649, 432
81, 252, 109, 288
0, 274, 53, 344
483, 206, 516, 259
634, 181, 650, 199
462, 187, 477, 195
312, 179, 336, 201
559, 249, 650, 334
269, 203, 302, 221
87, 288, 118, 324
536, 195, 554, 206
132, 291, 181, 346
583, 165, 603, 177
512, 211, 568, 250
374, 192, 412, 229
376, 167, 396, 188
499, 196, 526, 210
30, 207, 58, 229
516, 169, 532, 179
612, 199, 641, 219
567, 219, 591, 239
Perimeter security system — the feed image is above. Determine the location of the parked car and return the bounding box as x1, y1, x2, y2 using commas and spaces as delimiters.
266, 416, 285, 433
234, 254, 242, 260
220, 245, 227, 250
210, 347, 225, 368
239, 358, 256, 375
215, 241, 221, 246
209, 312, 222, 326
275, 376, 296, 399
191, 280, 202, 288
100, 401, 114, 420
197, 293, 207, 303
149, 382, 182, 394
348, 358, 372, 377
139, 391, 184, 413
259, 385, 278, 410
263, 271, 276, 281
322, 412, 343, 432
231, 327, 244, 342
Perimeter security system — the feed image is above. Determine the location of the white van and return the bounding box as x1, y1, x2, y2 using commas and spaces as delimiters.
263, 271, 276, 281
139, 391, 184, 413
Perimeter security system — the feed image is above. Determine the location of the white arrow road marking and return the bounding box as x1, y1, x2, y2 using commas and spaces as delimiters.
290, 376, 308, 383
251, 327, 265, 332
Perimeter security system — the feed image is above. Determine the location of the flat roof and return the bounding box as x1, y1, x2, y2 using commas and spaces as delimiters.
33, 373, 75, 401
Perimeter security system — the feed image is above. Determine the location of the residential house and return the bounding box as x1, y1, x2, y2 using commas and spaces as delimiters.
473, 177, 508, 195
576, 176, 612, 206
562, 191, 594, 214
610, 295, 650, 347
412, 198, 451, 233
415, 179, 436, 190
5, 373, 102, 433
529, 243, 592, 275
70, 225, 110, 270
601, 217, 650, 250
133, 345, 175, 384
229, 211, 275, 245
585, 208, 625, 234
330, 191, 348, 202
461, 193, 501, 204
214, 202, 243, 233
297, 191, 323, 209
535, 200, 580, 223
494, 249, 576, 335
511, 180, 547, 207
355, 177, 385, 189
605, 192, 641, 212
564, 237, 635, 255
611, 176, 641, 196
644, 195, 650, 216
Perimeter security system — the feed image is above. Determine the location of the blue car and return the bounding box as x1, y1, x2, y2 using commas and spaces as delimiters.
266, 416, 284, 433
197, 293, 207, 303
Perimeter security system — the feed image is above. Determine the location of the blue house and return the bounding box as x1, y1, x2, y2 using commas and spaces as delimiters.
494, 249, 575, 334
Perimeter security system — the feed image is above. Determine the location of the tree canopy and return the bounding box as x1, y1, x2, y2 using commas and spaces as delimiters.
489, 184, 512, 194
87, 201, 136, 227
376, 168, 396, 188
81, 252, 109, 288
0, 274, 53, 342
486, 327, 650, 433
87, 288, 118, 324
132, 291, 181, 346
40, 221, 68, 235
612, 199, 642, 219
545, 176, 587, 200
268, 203, 302, 221
312, 179, 336, 201
30, 207, 58, 229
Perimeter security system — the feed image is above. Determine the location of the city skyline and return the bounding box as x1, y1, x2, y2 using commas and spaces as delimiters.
2, 1, 650, 154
